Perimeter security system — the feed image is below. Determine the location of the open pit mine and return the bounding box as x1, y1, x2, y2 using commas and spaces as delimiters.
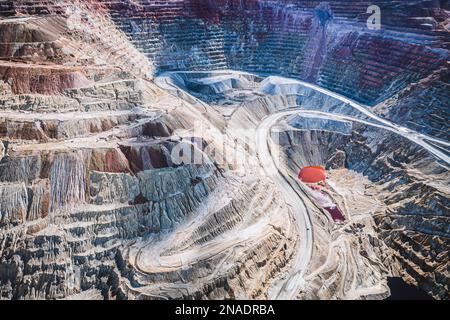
0, 0, 449, 301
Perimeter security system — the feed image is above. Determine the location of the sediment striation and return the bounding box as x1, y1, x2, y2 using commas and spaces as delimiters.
0, 0, 449, 300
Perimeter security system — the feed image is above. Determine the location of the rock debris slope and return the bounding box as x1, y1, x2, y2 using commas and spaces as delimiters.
0, 0, 449, 300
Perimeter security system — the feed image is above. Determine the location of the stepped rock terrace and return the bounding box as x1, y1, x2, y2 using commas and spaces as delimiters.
0, 0, 448, 301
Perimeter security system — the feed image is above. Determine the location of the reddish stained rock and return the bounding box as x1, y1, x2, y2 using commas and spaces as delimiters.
118, 145, 144, 173
129, 193, 149, 205
0, 120, 48, 141
28, 179, 50, 221
0, 42, 61, 63
39, 188, 50, 219
38, 152, 55, 180
26, 218, 49, 235
40, 121, 58, 140
188, 0, 223, 24
0, 21, 59, 44
353, 34, 446, 90
147, 145, 170, 169
0, 65, 91, 95
119, 144, 171, 173
187, 0, 278, 23
142, 121, 172, 138
89, 149, 131, 173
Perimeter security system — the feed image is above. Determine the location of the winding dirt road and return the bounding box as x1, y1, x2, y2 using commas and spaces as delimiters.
154, 70, 450, 300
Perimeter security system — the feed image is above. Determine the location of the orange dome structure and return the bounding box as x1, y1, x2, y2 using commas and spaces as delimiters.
298, 166, 326, 184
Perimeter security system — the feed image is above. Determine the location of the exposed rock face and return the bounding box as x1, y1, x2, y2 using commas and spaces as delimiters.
0, 63, 91, 95
163, 70, 449, 300
274, 120, 449, 299
89, 0, 450, 138
100, 0, 449, 105
375, 67, 450, 140
0, 1, 449, 301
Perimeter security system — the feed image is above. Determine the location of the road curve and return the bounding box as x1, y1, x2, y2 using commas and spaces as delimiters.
256, 107, 450, 299
158, 70, 450, 150
256, 111, 313, 300
155, 71, 450, 300
268, 109, 450, 166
